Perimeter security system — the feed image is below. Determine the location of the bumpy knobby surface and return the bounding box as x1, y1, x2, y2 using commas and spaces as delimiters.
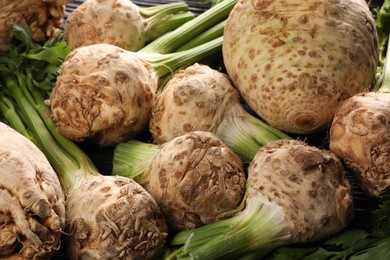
146, 131, 246, 231
64, 0, 145, 51
248, 139, 354, 243
223, 0, 378, 134
49, 43, 156, 146
65, 175, 168, 259
150, 63, 243, 143
0, 0, 71, 52
330, 92, 390, 197
0, 122, 65, 259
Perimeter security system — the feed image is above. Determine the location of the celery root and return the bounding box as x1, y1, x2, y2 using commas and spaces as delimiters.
0, 0, 72, 52
223, 0, 379, 134
0, 122, 65, 259
64, 0, 194, 51
113, 131, 247, 232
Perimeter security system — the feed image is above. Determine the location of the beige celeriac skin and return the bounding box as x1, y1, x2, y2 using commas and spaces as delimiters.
48, 43, 156, 146
223, 0, 378, 134
65, 175, 168, 259
150, 63, 244, 143
145, 131, 246, 231
0, 122, 65, 260
330, 92, 390, 197
64, 0, 145, 51
0, 0, 71, 52
249, 139, 354, 243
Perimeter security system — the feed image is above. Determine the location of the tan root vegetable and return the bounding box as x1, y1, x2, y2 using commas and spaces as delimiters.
64, 0, 194, 51
112, 131, 247, 231
49, 38, 222, 146
65, 175, 168, 259
0, 122, 65, 260
329, 3, 390, 198
0, 0, 71, 52
169, 139, 354, 259
329, 93, 390, 198
149, 63, 291, 162
48, 43, 156, 146
223, 0, 378, 134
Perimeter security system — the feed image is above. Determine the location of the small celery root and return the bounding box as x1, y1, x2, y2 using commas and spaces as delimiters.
64, 0, 193, 51
113, 131, 247, 231
0, 0, 72, 52
65, 175, 168, 259
48, 43, 156, 147
330, 92, 390, 197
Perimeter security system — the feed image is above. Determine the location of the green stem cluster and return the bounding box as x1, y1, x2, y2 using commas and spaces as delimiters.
168, 195, 293, 259
139, 0, 236, 54
137, 36, 223, 78
142, 2, 195, 42
112, 140, 159, 183
216, 111, 292, 162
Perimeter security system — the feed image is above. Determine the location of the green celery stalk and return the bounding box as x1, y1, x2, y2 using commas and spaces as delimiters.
138, 0, 236, 54
137, 36, 223, 78
112, 140, 159, 183
142, 2, 196, 42
176, 20, 226, 51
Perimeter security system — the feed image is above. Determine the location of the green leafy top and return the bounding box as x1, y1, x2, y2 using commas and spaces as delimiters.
1, 24, 71, 95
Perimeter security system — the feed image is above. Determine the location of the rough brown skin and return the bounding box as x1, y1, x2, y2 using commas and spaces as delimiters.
223, 0, 378, 134
65, 175, 168, 259
48, 43, 156, 147
0, 0, 71, 52
150, 63, 244, 143
0, 122, 66, 259
249, 139, 354, 243
64, 0, 145, 51
145, 131, 246, 231
330, 92, 390, 197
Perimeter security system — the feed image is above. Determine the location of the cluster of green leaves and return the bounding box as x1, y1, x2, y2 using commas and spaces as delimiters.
0, 24, 70, 135
0, 24, 70, 95
267, 187, 390, 260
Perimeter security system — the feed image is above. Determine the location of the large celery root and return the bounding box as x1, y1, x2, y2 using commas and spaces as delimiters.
0, 122, 65, 259
223, 0, 378, 134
